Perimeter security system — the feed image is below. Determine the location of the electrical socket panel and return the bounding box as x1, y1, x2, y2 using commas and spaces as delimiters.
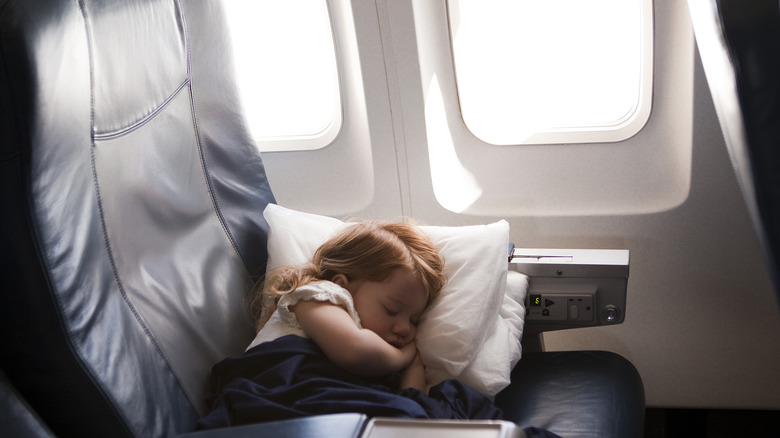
510, 248, 629, 335
527, 293, 594, 322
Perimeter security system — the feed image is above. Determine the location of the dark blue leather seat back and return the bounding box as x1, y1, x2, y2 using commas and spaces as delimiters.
0, 0, 275, 436
691, 0, 780, 303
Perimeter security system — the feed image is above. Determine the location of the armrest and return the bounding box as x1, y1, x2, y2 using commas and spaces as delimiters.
509, 248, 630, 352
178, 413, 367, 438
495, 351, 645, 438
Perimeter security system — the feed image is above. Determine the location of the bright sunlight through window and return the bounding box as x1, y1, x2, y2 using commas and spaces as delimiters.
447, 0, 652, 145
223, 0, 342, 151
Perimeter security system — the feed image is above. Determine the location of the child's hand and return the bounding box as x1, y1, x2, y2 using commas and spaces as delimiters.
400, 349, 426, 393
295, 300, 422, 376
399, 341, 419, 366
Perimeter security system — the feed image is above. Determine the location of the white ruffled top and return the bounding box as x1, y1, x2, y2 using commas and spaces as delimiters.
245, 281, 362, 351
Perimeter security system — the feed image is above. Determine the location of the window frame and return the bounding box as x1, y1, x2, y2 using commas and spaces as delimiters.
445, 0, 654, 146
223, 0, 344, 152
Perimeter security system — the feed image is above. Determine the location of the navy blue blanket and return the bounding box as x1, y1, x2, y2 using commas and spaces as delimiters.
197, 335, 503, 429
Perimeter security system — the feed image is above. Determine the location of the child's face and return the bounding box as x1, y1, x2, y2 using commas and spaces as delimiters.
339, 269, 427, 349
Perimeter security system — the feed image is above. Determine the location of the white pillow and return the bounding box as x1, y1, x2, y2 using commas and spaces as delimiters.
415, 224, 510, 382
261, 204, 526, 396
450, 271, 528, 397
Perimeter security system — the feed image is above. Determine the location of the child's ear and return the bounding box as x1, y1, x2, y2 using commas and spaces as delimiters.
331, 273, 349, 288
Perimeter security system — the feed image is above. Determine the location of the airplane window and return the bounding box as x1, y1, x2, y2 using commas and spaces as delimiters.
447, 0, 652, 145
223, 0, 342, 151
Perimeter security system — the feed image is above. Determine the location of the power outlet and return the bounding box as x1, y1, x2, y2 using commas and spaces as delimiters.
566, 294, 594, 322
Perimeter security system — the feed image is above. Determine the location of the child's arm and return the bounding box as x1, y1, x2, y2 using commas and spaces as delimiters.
294, 300, 417, 376
399, 350, 426, 392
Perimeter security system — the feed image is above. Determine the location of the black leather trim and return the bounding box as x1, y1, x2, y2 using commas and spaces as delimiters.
496, 351, 646, 438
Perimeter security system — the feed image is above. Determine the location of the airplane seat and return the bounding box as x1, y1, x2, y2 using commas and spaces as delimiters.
1, 0, 275, 436
690, 0, 780, 304
0, 0, 644, 437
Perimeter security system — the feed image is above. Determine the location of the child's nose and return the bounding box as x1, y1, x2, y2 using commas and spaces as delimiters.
393, 319, 412, 337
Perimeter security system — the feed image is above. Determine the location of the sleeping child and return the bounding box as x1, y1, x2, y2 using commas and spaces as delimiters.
196, 219, 505, 428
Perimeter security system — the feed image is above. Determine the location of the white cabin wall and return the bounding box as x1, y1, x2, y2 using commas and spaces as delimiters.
379, 0, 780, 409
260, 0, 780, 408
538, 59, 780, 409
261, 0, 407, 219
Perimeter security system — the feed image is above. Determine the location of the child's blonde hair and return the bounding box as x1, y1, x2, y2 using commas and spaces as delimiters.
250, 221, 446, 329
